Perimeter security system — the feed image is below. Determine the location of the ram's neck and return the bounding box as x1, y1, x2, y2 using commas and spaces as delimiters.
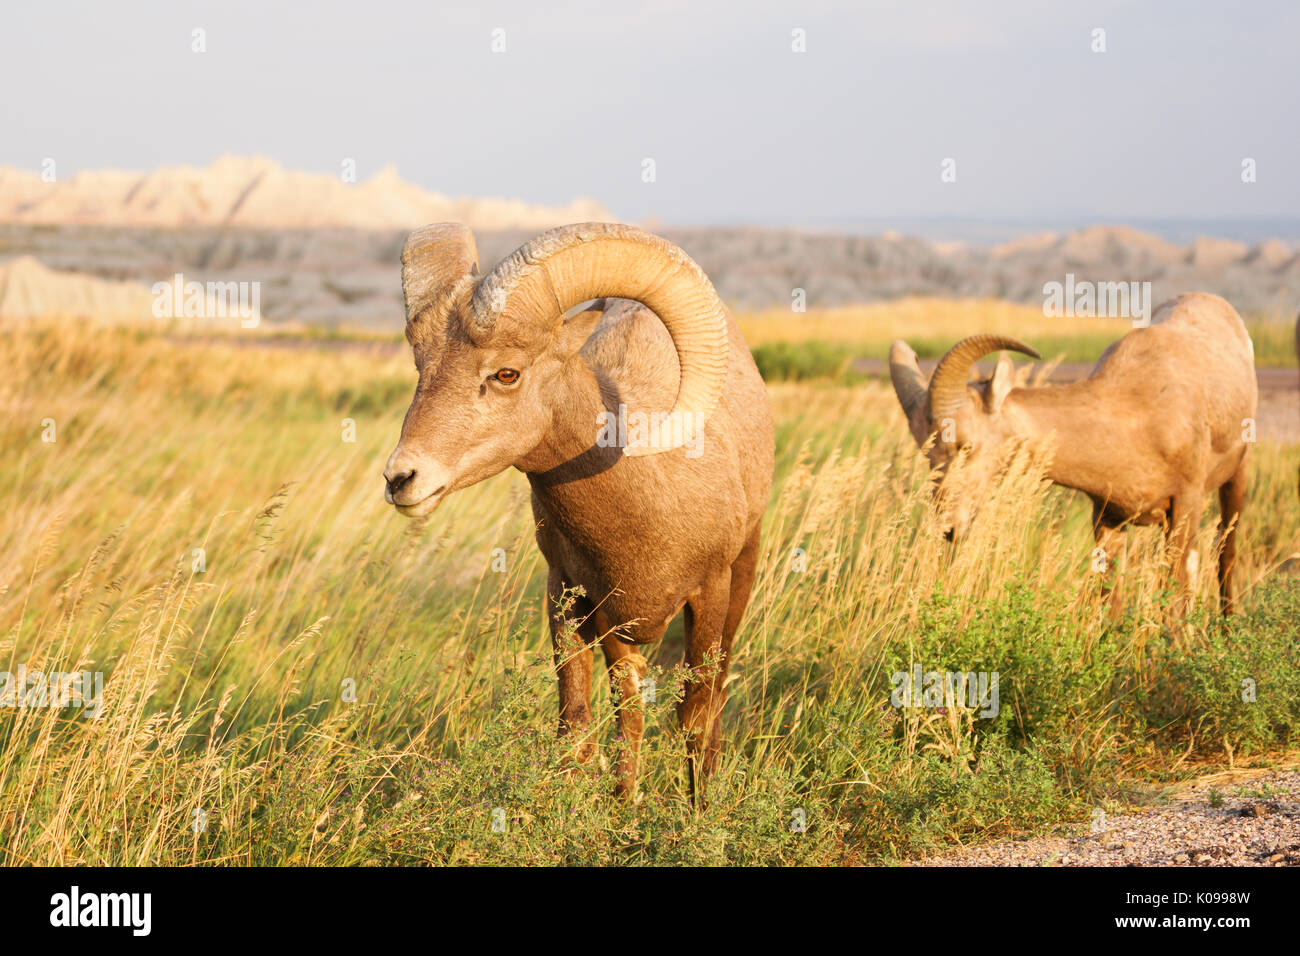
1002, 379, 1131, 502
515, 358, 625, 498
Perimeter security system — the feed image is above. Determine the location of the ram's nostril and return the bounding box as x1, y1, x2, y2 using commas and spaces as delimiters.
385, 469, 416, 496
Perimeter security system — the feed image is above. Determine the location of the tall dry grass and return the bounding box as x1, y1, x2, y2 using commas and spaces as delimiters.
1, 322, 1297, 865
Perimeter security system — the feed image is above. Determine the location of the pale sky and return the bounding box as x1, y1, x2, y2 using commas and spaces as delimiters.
4, 0, 1298, 228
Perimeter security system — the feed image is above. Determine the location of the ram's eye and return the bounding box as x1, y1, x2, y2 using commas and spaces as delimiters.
492, 368, 520, 385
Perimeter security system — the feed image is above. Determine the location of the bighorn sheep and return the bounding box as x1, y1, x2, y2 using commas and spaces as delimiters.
889, 292, 1257, 616
384, 222, 774, 797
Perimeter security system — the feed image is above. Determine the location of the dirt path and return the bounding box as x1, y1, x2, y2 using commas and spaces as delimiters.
915, 765, 1300, 867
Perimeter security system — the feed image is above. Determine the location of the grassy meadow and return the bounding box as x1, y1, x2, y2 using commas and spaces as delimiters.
738, 298, 1300, 382
1, 307, 1298, 866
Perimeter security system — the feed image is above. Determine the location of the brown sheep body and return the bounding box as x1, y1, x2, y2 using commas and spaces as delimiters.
384, 223, 774, 798
890, 292, 1257, 616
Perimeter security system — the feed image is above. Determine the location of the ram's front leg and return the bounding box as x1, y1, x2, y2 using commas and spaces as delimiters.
1091, 503, 1126, 620
600, 626, 648, 800
547, 566, 596, 763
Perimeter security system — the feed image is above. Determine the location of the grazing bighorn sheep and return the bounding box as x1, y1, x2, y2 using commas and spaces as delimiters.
384, 222, 774, 798
890, 292, 1257, 616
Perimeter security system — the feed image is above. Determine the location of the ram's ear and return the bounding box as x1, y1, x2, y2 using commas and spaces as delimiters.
888, 340, 932, 446
552, 299, 606, 359
401, 224, 479, 354
985, 353, 1016, 414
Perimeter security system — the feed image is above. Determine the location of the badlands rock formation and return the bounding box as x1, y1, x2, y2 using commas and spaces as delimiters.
0, 255, 261, 328
0, 256, 154, 322
0, 216, 1295, 327
0, 156, 612, 231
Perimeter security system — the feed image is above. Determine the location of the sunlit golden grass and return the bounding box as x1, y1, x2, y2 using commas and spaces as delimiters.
740, 298, 1105, 347
738, 296, 1300, 367
1, 320, 1297, 865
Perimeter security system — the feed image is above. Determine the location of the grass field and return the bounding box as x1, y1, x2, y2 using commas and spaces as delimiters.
1, 313, 1298, 865
738, 299, 1300, 382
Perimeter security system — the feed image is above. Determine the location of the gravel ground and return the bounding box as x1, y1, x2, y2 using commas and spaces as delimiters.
917, 768, 1300, 867
1256, 386, 1300, 442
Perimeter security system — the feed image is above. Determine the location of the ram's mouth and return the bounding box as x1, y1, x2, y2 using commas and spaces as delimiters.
392, 488, 446, 518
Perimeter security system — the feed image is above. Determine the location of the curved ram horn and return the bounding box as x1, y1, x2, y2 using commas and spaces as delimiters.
401, 223, 479, 353
928, 334, 1041, 425
472, 222, 728, 457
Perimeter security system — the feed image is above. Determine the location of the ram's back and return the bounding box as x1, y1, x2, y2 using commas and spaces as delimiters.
1090, 293, 1257, 438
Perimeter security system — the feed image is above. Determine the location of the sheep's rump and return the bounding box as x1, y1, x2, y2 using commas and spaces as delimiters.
1092, 293, 1256, 396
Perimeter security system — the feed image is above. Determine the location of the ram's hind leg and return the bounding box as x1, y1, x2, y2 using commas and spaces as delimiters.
1217, 457, 1248, 616
706, 527, 762, 763
547, 566, 597, 763
679, 564, 733, 803
1166, 491, 1206, 621
680, 526, 762, 802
